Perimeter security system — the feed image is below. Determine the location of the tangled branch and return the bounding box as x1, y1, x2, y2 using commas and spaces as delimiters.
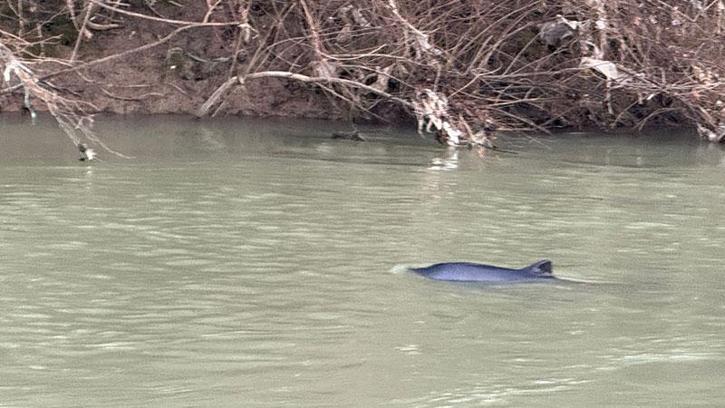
0, 0, 722, 153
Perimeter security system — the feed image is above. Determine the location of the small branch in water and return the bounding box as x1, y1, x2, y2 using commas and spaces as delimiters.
0, 41, 131, 159
78, 143, 95, 161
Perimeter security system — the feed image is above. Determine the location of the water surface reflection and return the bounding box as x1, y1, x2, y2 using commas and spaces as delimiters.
1, 116, 724, 407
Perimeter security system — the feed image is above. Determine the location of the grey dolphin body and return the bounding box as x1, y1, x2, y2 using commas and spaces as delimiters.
410, 260, 554, 283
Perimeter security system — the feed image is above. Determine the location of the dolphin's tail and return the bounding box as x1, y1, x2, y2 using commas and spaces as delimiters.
526, 259, 553, 275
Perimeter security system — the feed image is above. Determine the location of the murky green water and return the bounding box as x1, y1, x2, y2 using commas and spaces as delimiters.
1, 115, 725, 407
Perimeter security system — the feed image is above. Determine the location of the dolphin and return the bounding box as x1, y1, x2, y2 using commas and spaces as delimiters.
410, 259, 554, 283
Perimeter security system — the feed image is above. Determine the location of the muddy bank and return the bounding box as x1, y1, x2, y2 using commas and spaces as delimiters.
0, 3, 340, 119
0, 1, 723, 150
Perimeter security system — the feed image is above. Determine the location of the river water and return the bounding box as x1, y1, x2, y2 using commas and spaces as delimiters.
1, 115, 724, 407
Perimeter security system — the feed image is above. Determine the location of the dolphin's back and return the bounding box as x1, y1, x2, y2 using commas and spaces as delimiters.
411, 260, 554, 282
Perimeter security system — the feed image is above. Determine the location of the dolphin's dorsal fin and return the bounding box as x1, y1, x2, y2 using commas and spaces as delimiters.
526, 260, 552, 275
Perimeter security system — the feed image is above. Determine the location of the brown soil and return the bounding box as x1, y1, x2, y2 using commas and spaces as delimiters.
1, 1, 722, 143
1, 4, 344, 120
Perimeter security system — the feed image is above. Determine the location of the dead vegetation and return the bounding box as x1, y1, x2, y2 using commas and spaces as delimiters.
0, 0, 723, 155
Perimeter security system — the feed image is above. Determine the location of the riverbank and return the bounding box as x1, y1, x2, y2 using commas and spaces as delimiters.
0, 1, 723, 150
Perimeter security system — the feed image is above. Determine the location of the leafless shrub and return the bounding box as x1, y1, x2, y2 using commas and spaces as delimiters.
1, 0, 723, 152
